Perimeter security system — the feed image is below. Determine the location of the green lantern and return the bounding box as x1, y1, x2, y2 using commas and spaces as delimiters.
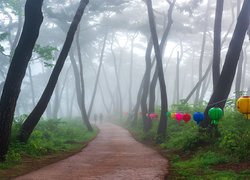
166, 112, 171, 118
208, 107, 223, 125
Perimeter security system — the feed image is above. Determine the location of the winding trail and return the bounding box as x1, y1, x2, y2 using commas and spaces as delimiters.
15, 123, 168, 180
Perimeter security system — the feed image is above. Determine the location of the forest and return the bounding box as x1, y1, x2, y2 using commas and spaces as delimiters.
0, 0, 250, 179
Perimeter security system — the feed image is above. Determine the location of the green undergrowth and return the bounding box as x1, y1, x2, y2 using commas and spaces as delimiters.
120, 104, 250, 179
0, 115, 97, 170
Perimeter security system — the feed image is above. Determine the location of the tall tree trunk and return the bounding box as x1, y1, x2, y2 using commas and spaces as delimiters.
53, 65, 71, 118
111, 35, 123, 119
183, 62, 212, 104
176, 51, 180, 103
128, 35, 137, 113
9, 0, 23, 59
28, 65, 35, 107
148, 0, 175, 112
235, 0, 243, 99
75, 28, 92, 130
242, 43, 249, 89
141, 37, 153, 132
195, 0, 210, 103
102, 66, 115, 112
69, 50, 89, 125
87, 32, 107, 118
201, 0, 250, 128
235, 52, 244, 99
212, 0, 224, 90
146, 0, 169, 140
18, 0, 91, 143
0, 0, 44, 161
52, 84, 60, 118
200, 70, 212, 101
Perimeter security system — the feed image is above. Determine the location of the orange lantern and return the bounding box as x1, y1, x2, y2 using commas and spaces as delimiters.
237, 96, 250, 119
171, 113, 176, 119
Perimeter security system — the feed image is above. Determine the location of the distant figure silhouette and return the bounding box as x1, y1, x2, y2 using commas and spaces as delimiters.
94, 113, 97, 124
99, 113, 103, 123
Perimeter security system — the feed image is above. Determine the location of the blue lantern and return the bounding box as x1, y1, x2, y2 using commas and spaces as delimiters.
193, 112, 205, 126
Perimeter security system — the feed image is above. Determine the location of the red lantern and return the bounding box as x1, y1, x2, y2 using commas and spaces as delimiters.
183, 113, 191, 123
148, 113, 158, 119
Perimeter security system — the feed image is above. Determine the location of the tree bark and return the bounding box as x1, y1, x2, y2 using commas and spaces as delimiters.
18, 0, 90, 143
195, 0, 210, 103
111, 34, 123, 119
141, 37, 153, 132
87, 32, 107, 118
201, 0, 250, 128
146, 0, 169, 140
212, 0, 224, 90
148, 0, 175, 113
0, 0, 44, 161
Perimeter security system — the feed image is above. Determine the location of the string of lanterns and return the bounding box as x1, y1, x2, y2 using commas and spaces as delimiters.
145, 96, 250, 125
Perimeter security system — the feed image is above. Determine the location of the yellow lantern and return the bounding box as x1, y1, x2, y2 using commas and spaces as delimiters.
237, 96, 250, 119
171, 113, 176, 119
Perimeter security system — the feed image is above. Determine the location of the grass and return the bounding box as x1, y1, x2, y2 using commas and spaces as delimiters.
0, 116, 98, 179
119, 104, 250, 179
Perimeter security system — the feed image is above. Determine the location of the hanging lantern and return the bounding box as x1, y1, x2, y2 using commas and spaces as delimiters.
183, 113, 191, 123
193, 112, 205, 125
148, 113, 158, 119
166, 112, 171, 118
175, 113, 183, 122
208, 107, 223, 125
171, 113, 176, 119
237, 96, 250, 119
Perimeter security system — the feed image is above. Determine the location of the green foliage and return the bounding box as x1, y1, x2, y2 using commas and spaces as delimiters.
124, 103, 250, 178
33, 44, 58, 67
0, 117, 97, 169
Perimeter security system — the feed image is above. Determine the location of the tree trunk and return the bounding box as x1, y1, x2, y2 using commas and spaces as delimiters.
9, 0, 23, 59
0, 0, 44, 161
183, 62, 212, 104
201, 0, 250, 128
242, 43, 249, 89
141, 37, 153, 132
28, 65, 35, 107
235, 52, 244, 99
75, 28, 92, 130
18, 0, 90, 143
87, 32, 107, 118
69, 50, 89, 125
128, 35, 137, 113
111, 34, 123, 119
148, 0, 175, 112
195, 0, 210, 103
146, 0, 169, 140
212, 0, 224, 90
102, 66, 115, 112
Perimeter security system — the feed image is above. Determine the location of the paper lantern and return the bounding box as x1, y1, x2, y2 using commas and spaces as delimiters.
148, 113, 158, 119
171, 113, 176, 119
237, 96, 250, 119
183, 113, 191, 123
166, 112, 171, 118
175, 113, 183, 122
208, 107, 223, 125
193, 112, 205, 125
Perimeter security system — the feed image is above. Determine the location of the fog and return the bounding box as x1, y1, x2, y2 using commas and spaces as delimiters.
0, 0, 249, 121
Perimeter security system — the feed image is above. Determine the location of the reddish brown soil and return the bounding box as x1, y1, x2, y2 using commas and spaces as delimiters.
15, 123, 168, 180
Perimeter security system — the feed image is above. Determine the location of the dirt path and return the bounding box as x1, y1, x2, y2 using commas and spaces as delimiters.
15, 123, 168, 180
